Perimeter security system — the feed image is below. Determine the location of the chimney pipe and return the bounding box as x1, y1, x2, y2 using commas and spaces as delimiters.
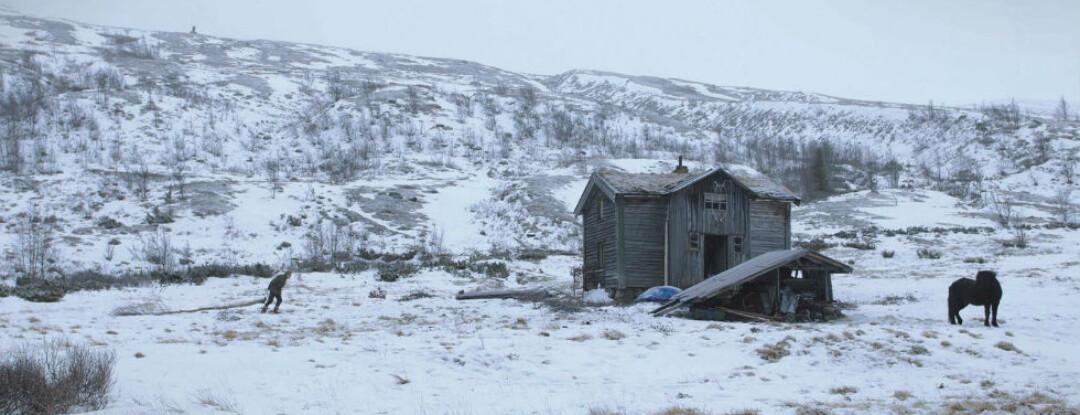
673, 156, 689, 174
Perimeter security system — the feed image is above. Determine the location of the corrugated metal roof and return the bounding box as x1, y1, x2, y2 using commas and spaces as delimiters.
651, 249, 852, 316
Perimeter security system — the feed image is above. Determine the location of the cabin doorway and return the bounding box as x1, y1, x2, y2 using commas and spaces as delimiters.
703, 234, 728, 279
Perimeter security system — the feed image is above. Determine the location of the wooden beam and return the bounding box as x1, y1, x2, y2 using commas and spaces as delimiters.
713, 306, 780, 322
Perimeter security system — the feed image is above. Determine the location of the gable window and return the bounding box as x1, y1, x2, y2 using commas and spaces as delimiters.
704, 192, 727, 212
598, 198, 605, 222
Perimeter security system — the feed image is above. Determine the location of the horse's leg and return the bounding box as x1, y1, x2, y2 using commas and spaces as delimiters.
948, 296, 959, 324
991, 300, 999, 327
983, 303, 991, 326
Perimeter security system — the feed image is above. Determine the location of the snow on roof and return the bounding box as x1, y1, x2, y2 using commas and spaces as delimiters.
596, 169, 709, 194
719, 163, 800, 202
595, 164, 799, 202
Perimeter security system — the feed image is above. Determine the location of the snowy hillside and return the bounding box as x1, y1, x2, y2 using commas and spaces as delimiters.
0, 9, 1078, 415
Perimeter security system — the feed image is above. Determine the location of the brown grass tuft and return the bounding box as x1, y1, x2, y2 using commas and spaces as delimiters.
994, 341, 1020, 353
602, 329, 627, 340
829, 386, 858, 395
756, 337, 794, 362
568, 334, 593, 342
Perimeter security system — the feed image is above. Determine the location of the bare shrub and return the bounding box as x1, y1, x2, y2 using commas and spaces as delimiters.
0, 339, 115, 415
916, 247, 942, 259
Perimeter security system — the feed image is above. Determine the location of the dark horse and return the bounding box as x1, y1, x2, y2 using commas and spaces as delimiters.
948, 270, 1002, 327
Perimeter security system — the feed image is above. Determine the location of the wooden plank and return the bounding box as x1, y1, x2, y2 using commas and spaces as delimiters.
712, 306, 780, 322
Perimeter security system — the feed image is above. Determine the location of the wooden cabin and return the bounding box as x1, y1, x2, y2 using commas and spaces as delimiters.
573, 162, 802, 301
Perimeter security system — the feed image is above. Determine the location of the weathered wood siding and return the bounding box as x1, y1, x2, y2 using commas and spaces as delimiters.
748, 200, 791, 257
581, 189, 618, 290
618, 195, 667, 288
666, 171, 751, 289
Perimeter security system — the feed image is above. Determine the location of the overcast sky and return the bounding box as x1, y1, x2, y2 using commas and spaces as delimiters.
5, 0, 1079, 105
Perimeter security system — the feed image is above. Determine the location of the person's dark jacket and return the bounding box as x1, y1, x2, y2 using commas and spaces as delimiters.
267, 273, 289, 294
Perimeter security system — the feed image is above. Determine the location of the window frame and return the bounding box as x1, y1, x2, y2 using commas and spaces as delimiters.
704, 192, 728, 212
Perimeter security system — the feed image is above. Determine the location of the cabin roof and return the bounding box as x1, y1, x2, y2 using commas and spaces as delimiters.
651, 249, 852, 316
573, 164, 800, 214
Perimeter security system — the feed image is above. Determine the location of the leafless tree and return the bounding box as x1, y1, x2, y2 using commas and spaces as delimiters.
987, 192, 1017, 228
1051, 189, 1073, 224
1062, 155, 1077, 185
325, 70, 352, 102
262, 158, 282, 198
1055, 96, 1072, 122
12, 205, 57, 279
134, 228, 174, 272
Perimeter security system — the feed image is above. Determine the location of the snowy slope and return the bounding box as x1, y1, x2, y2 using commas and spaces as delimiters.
1, 190, 1078, 415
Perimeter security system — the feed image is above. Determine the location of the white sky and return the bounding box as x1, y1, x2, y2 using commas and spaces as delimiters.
5, 0, 1079, 105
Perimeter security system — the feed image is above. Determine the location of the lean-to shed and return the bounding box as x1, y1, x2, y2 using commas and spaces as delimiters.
650, 249, 853, 318
573, 161, 803, 301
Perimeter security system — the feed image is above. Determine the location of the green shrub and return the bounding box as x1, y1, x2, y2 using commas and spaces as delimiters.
377, 262, 419, 282
469, 261, 509, 279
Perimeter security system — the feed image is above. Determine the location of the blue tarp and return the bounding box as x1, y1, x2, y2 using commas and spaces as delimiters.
636, 286, 682, 302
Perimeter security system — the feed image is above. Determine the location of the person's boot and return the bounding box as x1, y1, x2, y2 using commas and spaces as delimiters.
271, 307, 280, 314
261, 306, 268, 313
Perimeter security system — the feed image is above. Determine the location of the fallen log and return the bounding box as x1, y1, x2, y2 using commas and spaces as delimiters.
119, 299, 264, 316
455, 288, 552, 301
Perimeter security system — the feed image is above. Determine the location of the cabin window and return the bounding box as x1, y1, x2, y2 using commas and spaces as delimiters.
689, 233, 700, 251
596, 242, 605, 267
598, 198, 605, 222
733, 236, 743, 253
705, 192, 727, 212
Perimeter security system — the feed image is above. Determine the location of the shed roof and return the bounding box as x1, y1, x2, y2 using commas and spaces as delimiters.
651, 249, 852, 316
573, 164, 799, 214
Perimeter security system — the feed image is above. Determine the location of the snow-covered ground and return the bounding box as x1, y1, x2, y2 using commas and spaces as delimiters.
3, 189, 1077, 415
1, 8, 1078, 415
